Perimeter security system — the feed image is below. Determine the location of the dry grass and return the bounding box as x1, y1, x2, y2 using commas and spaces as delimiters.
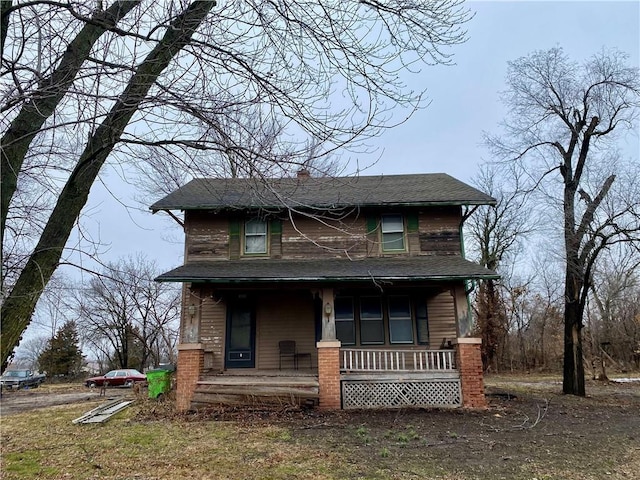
1, 402, 357, 480
1, 379, 639, 480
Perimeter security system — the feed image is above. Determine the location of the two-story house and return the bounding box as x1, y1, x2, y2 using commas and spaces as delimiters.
150, 172, 497, 410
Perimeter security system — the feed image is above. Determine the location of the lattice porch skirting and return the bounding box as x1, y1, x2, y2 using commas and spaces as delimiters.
341, 378, 462, 409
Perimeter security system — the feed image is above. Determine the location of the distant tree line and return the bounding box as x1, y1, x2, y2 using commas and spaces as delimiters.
13, 255, 180, 375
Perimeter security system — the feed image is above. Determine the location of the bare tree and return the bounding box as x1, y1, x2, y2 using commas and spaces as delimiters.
11, 335, 48, 370
134, 106, 343, 199
1, 1, 472, 368
588, 247, 640, 373
0, 0, 470, 364
467, 163, 533, 371
528, 254, 564, 370
77, 255, 180, 371
487, 47, 640, 395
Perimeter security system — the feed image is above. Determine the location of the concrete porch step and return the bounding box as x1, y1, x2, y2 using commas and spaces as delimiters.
194, 372, 319, 408
197, 381, 318, 393
198, 373, 318, 388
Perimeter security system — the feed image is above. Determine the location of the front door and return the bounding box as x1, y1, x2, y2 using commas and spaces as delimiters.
225, 300, 255, 368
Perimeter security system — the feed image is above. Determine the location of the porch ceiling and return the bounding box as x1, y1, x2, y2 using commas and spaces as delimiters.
155, 256, 498, 283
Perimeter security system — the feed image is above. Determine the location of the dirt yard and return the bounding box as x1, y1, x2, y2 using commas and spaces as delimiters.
188, 375, 640, 479
0, 383, 128, 416
1, 375, 639, 479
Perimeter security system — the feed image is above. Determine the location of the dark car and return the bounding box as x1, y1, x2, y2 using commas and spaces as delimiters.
1, 369, 46, 389
85, 369, 147, 388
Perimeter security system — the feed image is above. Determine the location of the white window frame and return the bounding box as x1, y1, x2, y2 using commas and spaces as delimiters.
381, 214, 405, 252
243, 219, 268, 255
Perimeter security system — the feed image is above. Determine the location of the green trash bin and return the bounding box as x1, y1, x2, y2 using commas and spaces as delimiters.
146, 369, 172, 399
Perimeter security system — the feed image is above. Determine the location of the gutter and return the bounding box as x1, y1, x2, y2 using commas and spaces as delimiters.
156, 274, 501, 283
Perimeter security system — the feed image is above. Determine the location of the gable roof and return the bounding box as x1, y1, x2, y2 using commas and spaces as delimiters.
150, 173, 495, 212
155, 256, 498, 283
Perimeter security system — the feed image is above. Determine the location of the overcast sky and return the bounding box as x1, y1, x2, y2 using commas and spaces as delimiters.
72, 0, 640, 277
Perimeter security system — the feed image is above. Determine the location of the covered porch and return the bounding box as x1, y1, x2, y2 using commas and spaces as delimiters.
160, 258, 490, 411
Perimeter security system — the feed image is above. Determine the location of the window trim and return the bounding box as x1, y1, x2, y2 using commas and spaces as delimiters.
243, 218, 269, 256
335, 296, 356, 346
387, 295, 414, 344
380, 214, 406, 252
359, 296, 385, 345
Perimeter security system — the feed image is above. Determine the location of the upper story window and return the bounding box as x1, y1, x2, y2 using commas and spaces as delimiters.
381, 214, 405, 251
244, 219, 267, 254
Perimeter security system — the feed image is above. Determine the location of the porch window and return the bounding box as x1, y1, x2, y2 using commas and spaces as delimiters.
381, 214, 405, 251
416, 302, 429, 344
244, 219, 267, 254
360, 296, 384, 344
335, 297, 355, 345
388, 296, 413, 343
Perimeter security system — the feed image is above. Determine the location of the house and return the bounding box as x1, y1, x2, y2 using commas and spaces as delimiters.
150, 172, 498, 410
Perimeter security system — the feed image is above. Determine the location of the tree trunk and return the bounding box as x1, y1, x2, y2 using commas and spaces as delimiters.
478, 278, 503, 371
0, 0, 215, 370
563, 286, 586, 395
0, 1, 140, 267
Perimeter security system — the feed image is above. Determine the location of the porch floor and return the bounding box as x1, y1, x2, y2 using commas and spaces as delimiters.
218, 368, 317, 378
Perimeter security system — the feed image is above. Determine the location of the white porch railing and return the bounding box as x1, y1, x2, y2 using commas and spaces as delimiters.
340, 348, 457, 372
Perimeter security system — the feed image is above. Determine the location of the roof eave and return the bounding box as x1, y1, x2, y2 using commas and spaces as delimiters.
155, 274, 500, 283
150, 199, 496, 213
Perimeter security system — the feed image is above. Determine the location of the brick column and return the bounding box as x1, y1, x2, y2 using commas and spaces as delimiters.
176, 343, 204, 411
316, 340, 341, 409
453, 338, 487, 409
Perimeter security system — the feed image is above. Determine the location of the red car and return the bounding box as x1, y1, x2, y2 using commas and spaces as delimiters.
85, 369, 147, 388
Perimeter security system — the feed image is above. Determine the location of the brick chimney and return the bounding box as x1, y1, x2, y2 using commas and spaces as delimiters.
297, 168, 311, 179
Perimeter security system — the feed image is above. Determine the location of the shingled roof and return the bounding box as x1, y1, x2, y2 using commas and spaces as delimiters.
150, 173, 496, 212
155, 256, 498, 283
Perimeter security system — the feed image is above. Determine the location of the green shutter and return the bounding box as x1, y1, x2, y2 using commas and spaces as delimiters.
407, 213, 419, 233
270, 218, 282, 234
229, 219, 240, 237
366, 216, 378, 234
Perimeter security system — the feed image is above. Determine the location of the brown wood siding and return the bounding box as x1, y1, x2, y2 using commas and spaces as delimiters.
182, 207, 464, 261
198, 287, 227, 372
185, 211, 229, 261
281, 214, 368, 259
270, 229, 282, 258
418, 207, 461, 255
426, 290, 457, 348
256, 293, 316, 369
407, 230, 420, 255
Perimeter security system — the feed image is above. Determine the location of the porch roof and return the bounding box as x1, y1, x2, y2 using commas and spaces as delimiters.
150, 173, 496, 212
155, 256, 498, 283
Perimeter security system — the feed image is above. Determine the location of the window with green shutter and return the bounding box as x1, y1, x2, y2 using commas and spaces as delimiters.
244, 219, 268, 254
381, 214, 405, 251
